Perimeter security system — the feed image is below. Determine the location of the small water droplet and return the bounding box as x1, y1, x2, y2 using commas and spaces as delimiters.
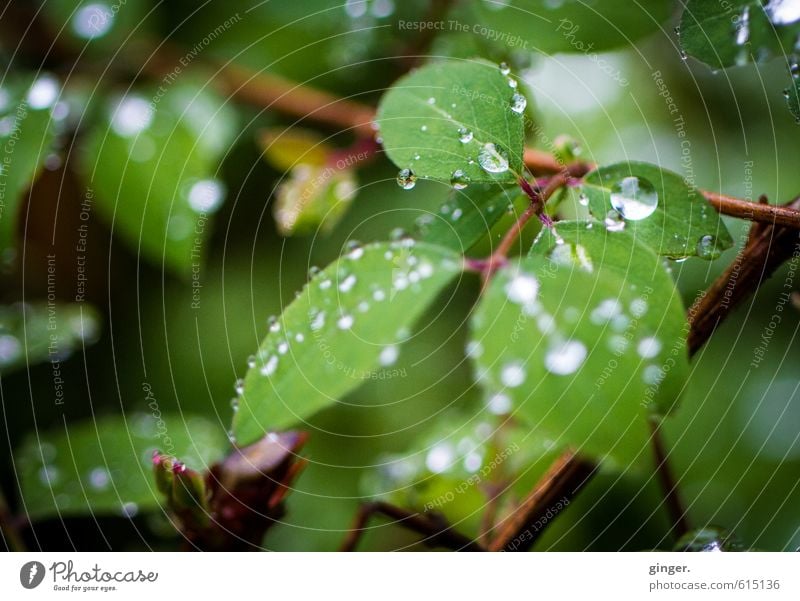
88, 467, 110, 490
478, 143, 510, 174
507, 77, 518, 89
396, 168, 417, 190
696, 234, 719, 259
637, 336, 662, 359
247, 354, 257, 368
604, 210, 626, 232
578, 193, 589, 206
339, 273, 357, 292
260, 355, 279, 376
420, 125, 428, 132
379, 345, 399, 366
458, 126, 473, 143
499, 61, 511, 76
735, 6, 750, 46
268, 316, 280, 333
505, 273, 539, 305
510, 93, 527, 114
487, 392, 512, 414
500, 361, 526, 388
234, 378, 245, 395
121, 501, 139, 518
610, 176, 658, 220
450, 169, 470, 189
337, 314, 354, 330
544, 340, 587, 375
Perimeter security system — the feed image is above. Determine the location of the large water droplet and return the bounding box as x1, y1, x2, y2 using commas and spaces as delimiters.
764, 0, 800, 25
478, 143, 510, 174
450, 169, 470, 190
396, 168, 417, 190
544, 340, 587, 375
510, 93, 527, 114
609, 176, 658, 220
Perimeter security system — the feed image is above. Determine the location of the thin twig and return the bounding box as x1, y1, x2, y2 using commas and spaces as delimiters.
687, 196, 800, 356
488, 450, 598, 552
649, 420, 690, 538
338, 501, 484, 552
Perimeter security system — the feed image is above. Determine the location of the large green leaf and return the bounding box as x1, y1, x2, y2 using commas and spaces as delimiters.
0, 76, 60, 267
0, 302, 100, 376
16, 413, 227, 519
80, 80, 237, 276
679, 0, 800, 69
580, 161, 733, 259
376, 59, 526, 185
470, 222, 689, 467
417, 184, 523, 252
472, 0, 675, 54
232, 241, 464, 445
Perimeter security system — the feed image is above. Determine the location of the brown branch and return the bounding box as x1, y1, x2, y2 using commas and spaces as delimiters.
649, 420, 690, 538
339, 501, 484, 552
488, 450, 598, 552
687, 196, 800, 356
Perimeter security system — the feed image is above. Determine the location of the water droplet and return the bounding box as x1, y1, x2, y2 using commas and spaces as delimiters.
610, 176, 658, 220
295, 333, 305, 342
544, 340, 587, 375
247, 354, 257, 368
260, 355, 278, 376
371, 0, 395, 18
578, 193, 589, 206
121, 501, 139, 518
510, 93, 527, 114
344, 0, 367, 17
27, 75, 60, 110
505, 273, 539, 305
277, 341, 289, 355
187, 179, 225, 213
110, 95, 153, 137
604, 210, 626, 232
680, 49, 688, 60
590, 299, 622, 324
72, 3, 114, 39
478, 143, 510, 174
88, 467, 110, 490
0, 334, 21, 365
764, 0, 800, 26
234, 378, 245, 395
337, 314, 354, 330
427, 96, 436, 105
643, 364, 663, 385
637, 336, 662, 359
268, 316, 280, 333
696, 234, 719, 259
458, 127, 473, 143
507, 77, 518, 89
735, 6, 750, 45
629, 297, 648, 318
487, 392, 512, 414
466, 340, 483, 358
379, 345, 399, 366
426, 444, 454, 473
339, 273, 357, 292
499, 61, 511, 76
420, 125, 428, 132
450, 169, 470, 189
500, 361, 526, 388
396, 168, 417, 190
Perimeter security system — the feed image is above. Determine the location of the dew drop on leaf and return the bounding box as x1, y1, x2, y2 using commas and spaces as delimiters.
696, 234, 719, 259
604, 210, 626, 232
500, 361, 526, 387
478, 143, 510, 174
458, 126, 473, 143
499, 61, 511, 76
610, 176, 658, 220
396, 168, 417, 190
450, 169, 470, 189
510, 93, 527, 114
544, 340, 588, 375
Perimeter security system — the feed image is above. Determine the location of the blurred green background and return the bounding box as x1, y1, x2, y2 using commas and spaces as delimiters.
0, 0, 798, 551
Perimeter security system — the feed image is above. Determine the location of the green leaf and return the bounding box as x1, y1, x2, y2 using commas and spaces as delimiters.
470, 222, 689, 467
580, 161, 733, 259
376, 59, 525, 185
232, 241, 463, 445
471, 0, 674, 54
0, 303, 100, 376
0, 76, 60, 267
16, 413, 227, 519
679, 1, 800, 70
363, 410, 557, 538
80, 80, 237, 276
417, 184, 523, 252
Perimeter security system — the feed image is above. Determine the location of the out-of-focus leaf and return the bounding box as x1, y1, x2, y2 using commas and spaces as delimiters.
471, 0, 674, 54
259, 127, 331, 171
80, 79, 237, 276
417, 184, 523, 252
232, 241, 463, 446
580, 161, 733, 259
0, 75, 61, 267
16, 413, 227, 519
469, 222, 689, 467
0, 302, 100, 376
376, 59, 526, 185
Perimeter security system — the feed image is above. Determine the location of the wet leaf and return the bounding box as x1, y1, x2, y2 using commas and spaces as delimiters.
232, 241, 463, 445
16, 413, 227, 519
80, 80, 237, 276
580, 161, 733, 259
0, 303, 100, 375
376, 59, 525, 185
470, 222, 689, 467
